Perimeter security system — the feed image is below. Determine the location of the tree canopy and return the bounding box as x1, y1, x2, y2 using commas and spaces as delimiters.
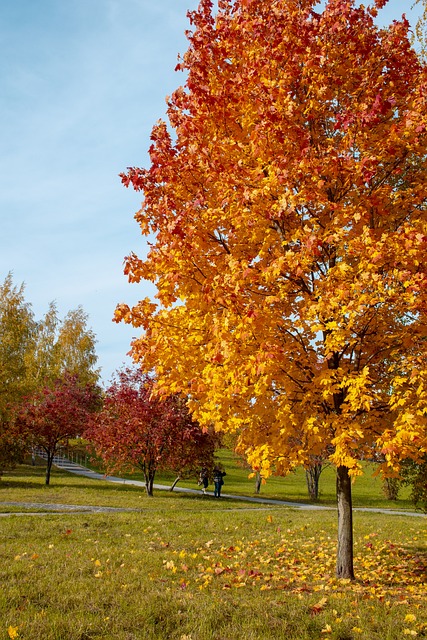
86, 368, 217, 496
15, 373, 101, 485
117, 0, 427, 577
0, 273, 100, 472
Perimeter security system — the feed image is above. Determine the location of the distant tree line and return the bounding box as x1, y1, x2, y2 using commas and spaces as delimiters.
0, 273, 218, 490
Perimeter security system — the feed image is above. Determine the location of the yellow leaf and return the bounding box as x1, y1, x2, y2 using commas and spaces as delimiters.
312, 596, 328, 613
405, 614, 417, 623
8, 627, 19, 640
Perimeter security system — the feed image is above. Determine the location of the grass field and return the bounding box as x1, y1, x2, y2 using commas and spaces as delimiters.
0, 458, 426, 640
86, 447, 415, 511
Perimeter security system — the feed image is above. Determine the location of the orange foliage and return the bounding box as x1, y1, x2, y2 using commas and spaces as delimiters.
117, 1, 427, 484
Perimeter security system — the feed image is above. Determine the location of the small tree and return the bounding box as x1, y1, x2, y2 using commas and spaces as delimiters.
305, 456, 329, 501
15, 373, 101, 485
86, 368, 216, 496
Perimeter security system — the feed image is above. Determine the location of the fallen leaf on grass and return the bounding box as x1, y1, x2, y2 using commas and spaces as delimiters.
311, 597, 328, 615
405, 614, 417, 623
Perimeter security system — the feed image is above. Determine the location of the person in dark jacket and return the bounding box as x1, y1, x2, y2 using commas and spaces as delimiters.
213, 467, 226, 498
199, 467, 209, 494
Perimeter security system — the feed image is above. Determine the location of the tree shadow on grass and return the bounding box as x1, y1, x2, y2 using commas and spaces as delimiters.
0, 479, 45, 490
0, 477, 143, 493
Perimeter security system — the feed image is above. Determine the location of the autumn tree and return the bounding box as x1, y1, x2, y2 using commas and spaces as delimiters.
27, 302, 59, 387
116, 0, 427, 578
27, 303, 100, 389
0, 274, 37, 471
14, 373, 101, 485
85, 368, 217, 496
53, 307, 100, 386
0, 272, 100, 473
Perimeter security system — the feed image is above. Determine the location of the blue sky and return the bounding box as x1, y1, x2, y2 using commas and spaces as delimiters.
0, 0, 422, 384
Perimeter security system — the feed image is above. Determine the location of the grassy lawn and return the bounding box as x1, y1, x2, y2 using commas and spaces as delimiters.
212, 449, 416, 509
0, 463, 426, 639
88, 447, 415, 511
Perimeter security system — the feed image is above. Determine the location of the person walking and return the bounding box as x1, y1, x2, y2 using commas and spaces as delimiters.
198, 467, 209, 494
213, 466, 226, 498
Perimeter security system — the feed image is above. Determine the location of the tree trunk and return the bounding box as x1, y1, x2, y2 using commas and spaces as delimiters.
336, 465, 354, 579
145, 471, 155, 496
383, 477, 400, 500
45, 452, 53, 486
305, 462, 323, 500
170, 476, 181, 491
255, 471, 262, 494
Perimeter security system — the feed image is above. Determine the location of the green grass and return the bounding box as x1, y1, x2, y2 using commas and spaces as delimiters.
0, 462, 260, 512
0, 463, 426, 639
211, 449, 415, 509
92, 447, 415, 511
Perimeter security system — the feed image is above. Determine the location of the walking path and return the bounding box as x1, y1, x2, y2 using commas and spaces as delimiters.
0, 502, 137, 517
1, 452, 425, 518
